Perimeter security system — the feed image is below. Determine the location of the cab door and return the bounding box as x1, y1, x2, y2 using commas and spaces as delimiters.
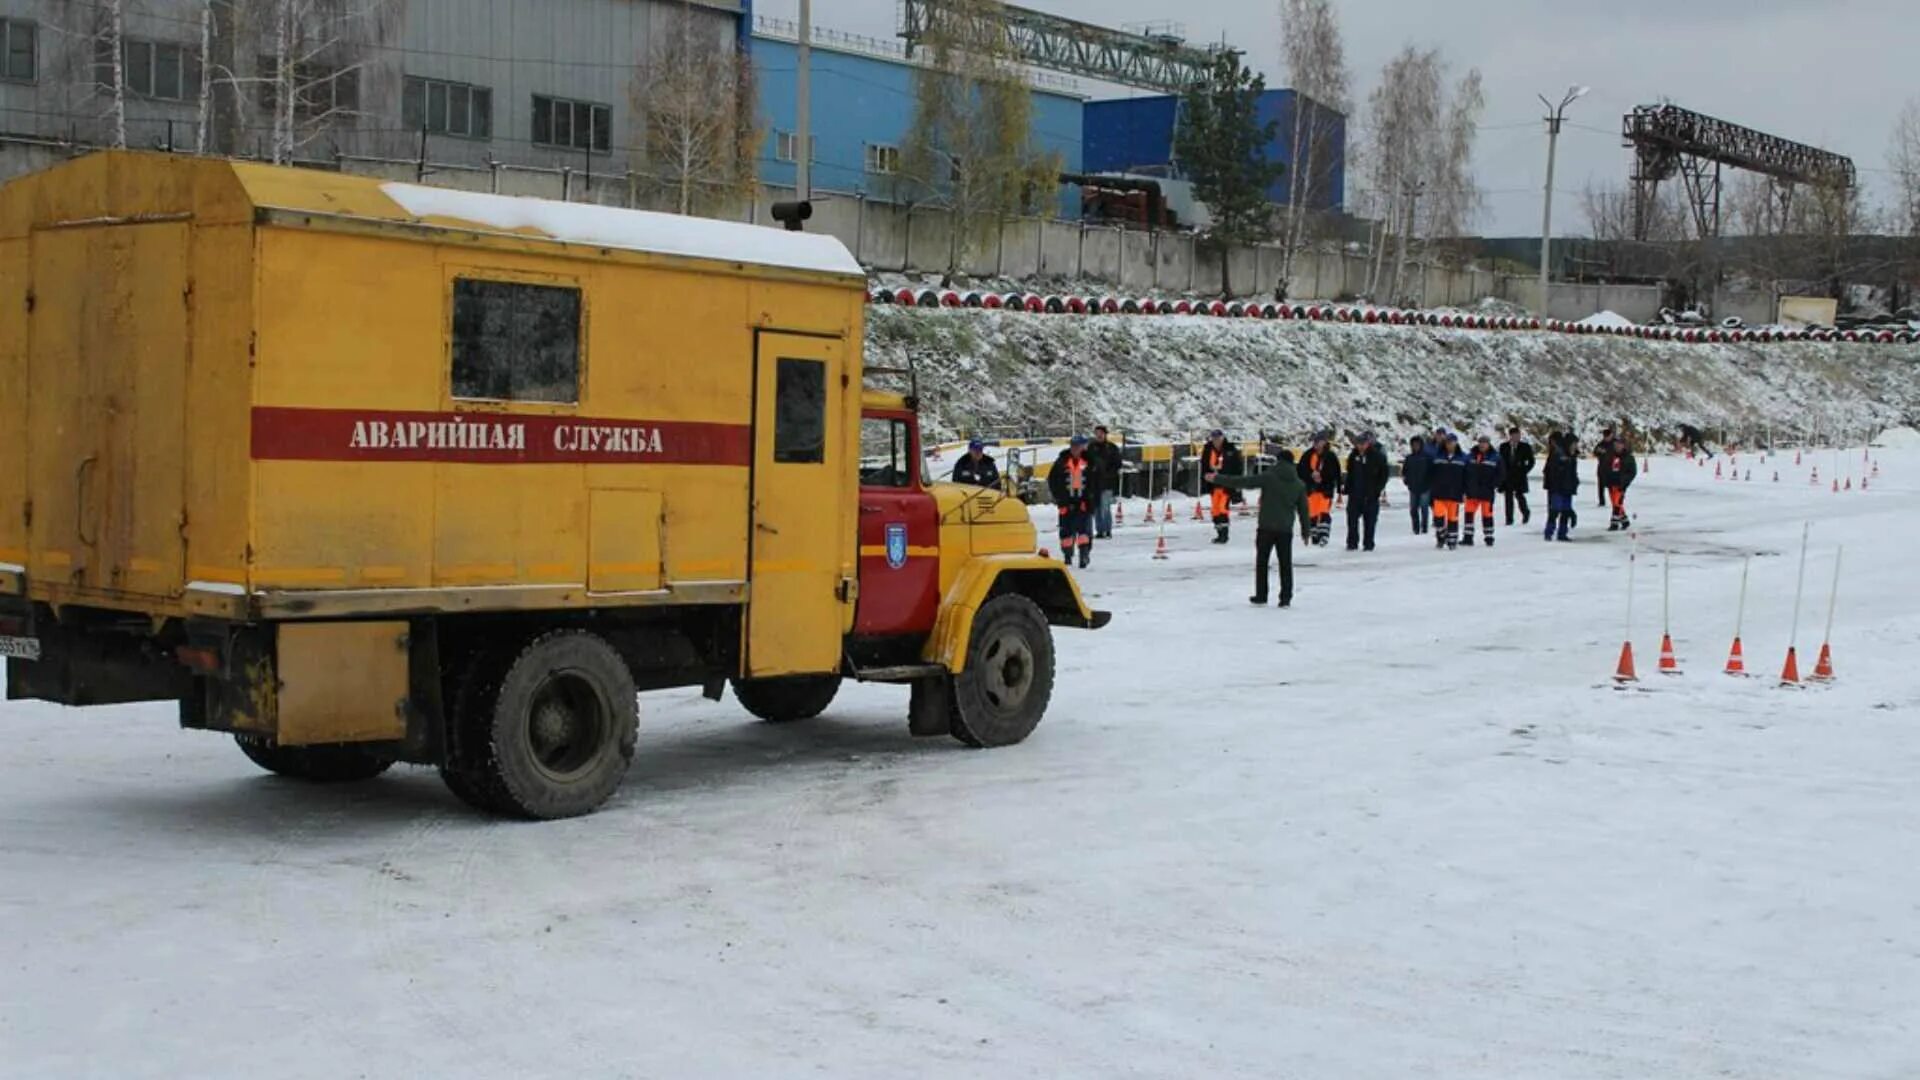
747, 333, 851, 677
853, 411, 938, 637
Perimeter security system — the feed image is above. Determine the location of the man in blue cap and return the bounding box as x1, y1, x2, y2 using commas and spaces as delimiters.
951, 438, 1000, 488
1048, 435, 1100, 568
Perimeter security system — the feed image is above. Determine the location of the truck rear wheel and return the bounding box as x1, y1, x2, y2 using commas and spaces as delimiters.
949, 594, 1054, 748
440, 630, 637, 819
731, 675, 841, 723
235, 734, 394, 782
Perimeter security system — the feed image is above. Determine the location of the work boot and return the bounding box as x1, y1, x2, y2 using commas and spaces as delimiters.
1248, 595, 1267, 605
1214, 525, 1230, 544
1078, 547, 1090, 569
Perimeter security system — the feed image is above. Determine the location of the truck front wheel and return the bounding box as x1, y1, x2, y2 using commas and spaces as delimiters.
731, 675, 841, 723
235, 734, 394, 782
949, 594, 1055, 748
440, 630, 638, 819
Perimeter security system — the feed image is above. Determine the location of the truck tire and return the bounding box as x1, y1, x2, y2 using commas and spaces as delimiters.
949, 594, 1054, 748
235, 734, 394, 782
440, 630, 637, 819
731, 675, 841, 723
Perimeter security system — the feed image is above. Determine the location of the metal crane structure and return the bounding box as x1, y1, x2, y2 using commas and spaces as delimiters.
1623, 104, 1855, 241
899, 0, 1227, 93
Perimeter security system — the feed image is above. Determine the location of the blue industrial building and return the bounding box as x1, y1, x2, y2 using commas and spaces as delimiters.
751, 26, 1085, 216
1084, 90, 1347, 211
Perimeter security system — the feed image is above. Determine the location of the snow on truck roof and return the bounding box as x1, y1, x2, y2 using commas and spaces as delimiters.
378, 183, 864, 278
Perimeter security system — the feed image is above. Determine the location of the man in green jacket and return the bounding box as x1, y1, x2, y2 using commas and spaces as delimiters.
1207, 448, 1313, 608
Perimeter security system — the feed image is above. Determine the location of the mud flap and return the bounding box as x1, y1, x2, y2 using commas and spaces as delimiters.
907, 675, 952, 737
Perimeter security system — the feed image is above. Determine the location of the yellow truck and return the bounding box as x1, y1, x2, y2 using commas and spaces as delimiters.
0, 152, 1107, 818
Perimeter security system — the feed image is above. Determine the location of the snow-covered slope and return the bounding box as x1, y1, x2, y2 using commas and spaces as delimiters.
870, 308, 1920, 443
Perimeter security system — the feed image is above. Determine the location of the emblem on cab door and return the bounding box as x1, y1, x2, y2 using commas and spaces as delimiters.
885, 523, 908, 569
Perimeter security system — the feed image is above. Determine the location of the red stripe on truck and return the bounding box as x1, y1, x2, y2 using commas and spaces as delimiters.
250, 406, 751, 466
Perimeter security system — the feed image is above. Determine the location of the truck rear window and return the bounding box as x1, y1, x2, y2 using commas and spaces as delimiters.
451, 278, 581, 403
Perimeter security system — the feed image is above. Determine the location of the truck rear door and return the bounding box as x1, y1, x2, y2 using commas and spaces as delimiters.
25, 223, 189, 599
746, 332, 850, 676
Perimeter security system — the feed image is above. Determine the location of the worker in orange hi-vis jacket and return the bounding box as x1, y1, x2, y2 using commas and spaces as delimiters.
1295, 430, 1342, 547
1198, 429, 1243, 544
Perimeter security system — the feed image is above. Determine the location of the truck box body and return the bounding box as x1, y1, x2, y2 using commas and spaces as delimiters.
1, 153, 867, 678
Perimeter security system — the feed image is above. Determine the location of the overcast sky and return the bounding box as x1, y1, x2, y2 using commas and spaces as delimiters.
757, 0, 1914, 235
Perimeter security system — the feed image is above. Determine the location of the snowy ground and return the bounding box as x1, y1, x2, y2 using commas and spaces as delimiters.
4, 452, 1919, 1079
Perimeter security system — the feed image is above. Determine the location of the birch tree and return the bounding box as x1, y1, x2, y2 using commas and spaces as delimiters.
1361, 48, 1484, 301
1276, 0, 1349, 288
901, 0, 1062, 280
632, 5, 760, 216
231, 0, 389, 163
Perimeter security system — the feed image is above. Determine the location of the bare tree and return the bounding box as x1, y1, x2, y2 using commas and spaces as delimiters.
1420, 67, 1484, 263
225, 0, 389, 164
1890, 98, 1920, 239
1276, 0, 1349, 289
901, 0, 1062, 280
631, 4, 760, 217
1361, 46, 1438, 302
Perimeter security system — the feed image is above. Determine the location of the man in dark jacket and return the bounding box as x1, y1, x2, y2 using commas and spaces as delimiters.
1296, 430, 1342, 547
1463, 434, 1503, 547
1596, 425, 1616, 508
1342, 431, 1391, 552
1541, 431, 1581, 541
1089, 425, 1124, 539
1402, 435, 1434, 534
1209, 449, 1312, 607
1499, 427, 1536, 526
951, 439, 1000, 488
1427, 433, 1470, 550
1198, 429, 1244, 544
1604, 435, 1638, 531
1048, 436, 1101, 567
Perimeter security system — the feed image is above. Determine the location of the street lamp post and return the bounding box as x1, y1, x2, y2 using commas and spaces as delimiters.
1537, 85, 1589, 317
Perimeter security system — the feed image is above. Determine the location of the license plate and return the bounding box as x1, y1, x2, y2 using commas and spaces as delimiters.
0, 635, 41, 661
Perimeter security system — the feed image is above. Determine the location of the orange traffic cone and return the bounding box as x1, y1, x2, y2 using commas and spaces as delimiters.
1143, 502, 1156, 524
1773, 471, 1780, 483
1780, 646, 1802, 687
1163, 502, 1173, 521
1844, 477, 1852, 491
1861, 476, 1869, 491
1698, 456, 1705, 468
1192, 500, 1205, 522
1714, 461, 1723, 479
1614, 641, 1639, 683
1810, 465, 1819, 484
1658, 634, 1681, 675
1151, 533, 1169, 560
1744, 469, 1752, 482
1871, 461, 1880, 479
1724, 637, 1748, 676
1810, 643, 1835, 682
1115, 501, 1126, 526
1831, 478, 1839, 493
1795, 449, 1803, 465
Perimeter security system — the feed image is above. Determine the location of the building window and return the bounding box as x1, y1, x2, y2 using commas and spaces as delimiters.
773, 358, 826, 464
774, 131, 815, 164
864, 143, 900, 176
257, 56, 360, 119
451, 278, 582, 404
104, 39, 198, 101
532, 94, 610, 153
1, 19, 36, 83
403, 76, 492, 139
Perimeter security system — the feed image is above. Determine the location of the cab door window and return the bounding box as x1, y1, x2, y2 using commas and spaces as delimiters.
859, 417, 914, 489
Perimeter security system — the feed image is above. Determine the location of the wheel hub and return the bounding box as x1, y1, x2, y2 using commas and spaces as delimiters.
980, 632, 1034, 711
525, 673, 609, 781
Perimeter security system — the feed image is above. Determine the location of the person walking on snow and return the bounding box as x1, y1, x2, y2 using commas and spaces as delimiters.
1296, 430, 1342, 547
1198, 429, 1243, 544
1499, 427, 1536, 526
1463, 434, 1503, 547
1427, 433, 1470, 550
951, 439, 1000, 488
1048, 435, 1101, 567
1090, 425, 1124, 539
1402, 435, 1434, 534
1603, 434, 1638, 531
1541, 431, 1580, 542
1208, 448, 1312, 608
1343, 431, 1391, 551
1596, 425, 1616, 509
